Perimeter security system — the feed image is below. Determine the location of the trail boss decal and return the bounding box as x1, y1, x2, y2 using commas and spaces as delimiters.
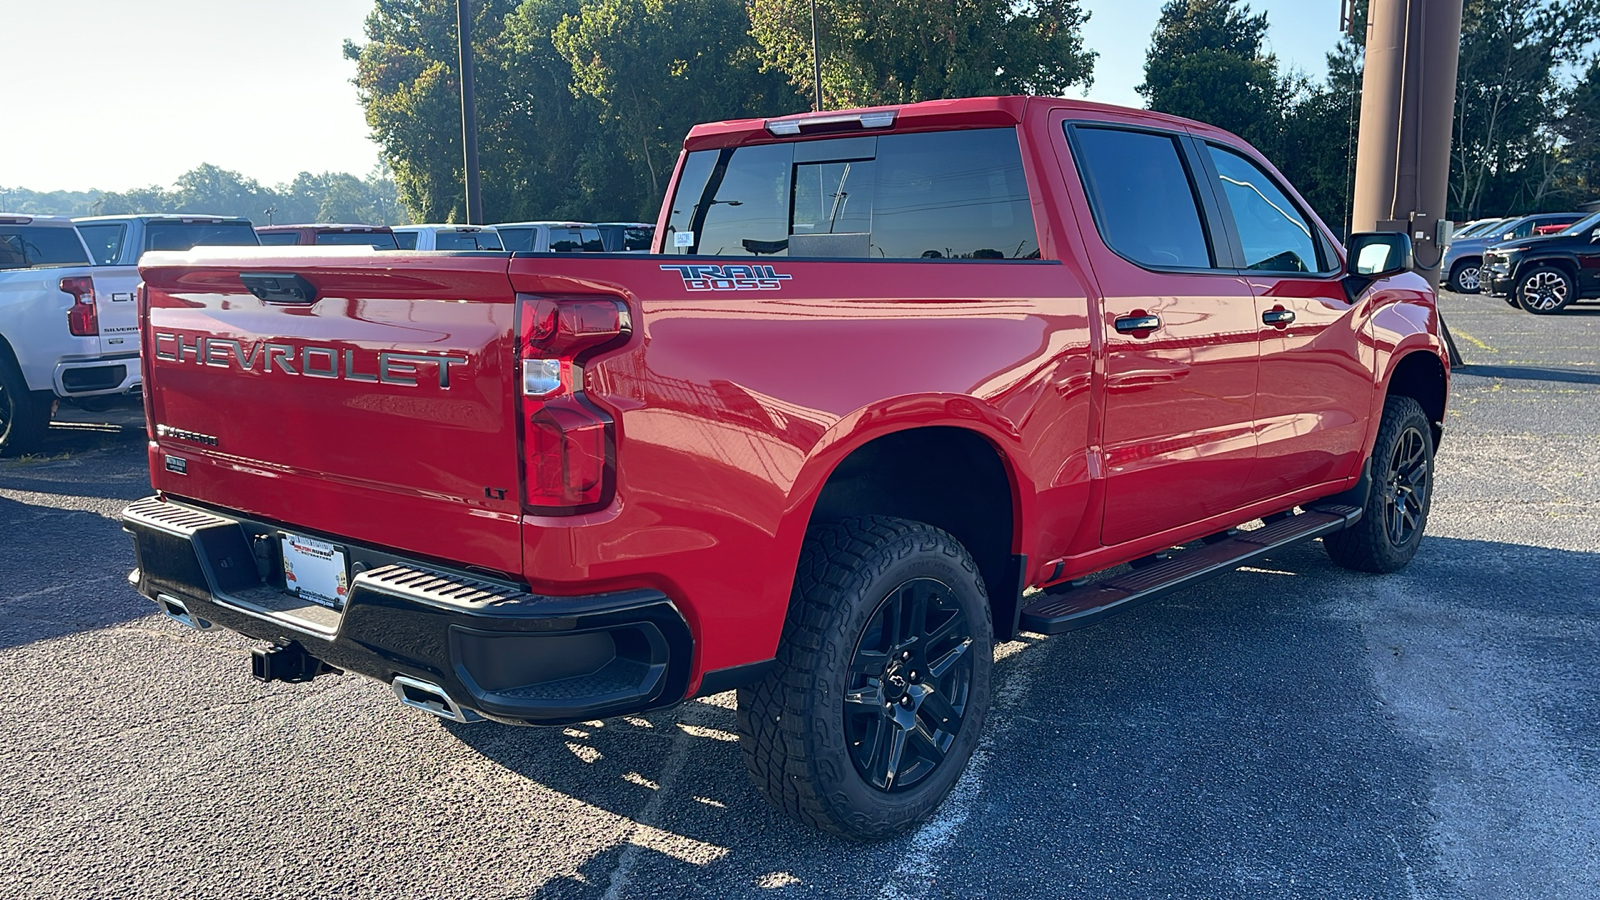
153, 333, 467, 388
660, 264, 792, 292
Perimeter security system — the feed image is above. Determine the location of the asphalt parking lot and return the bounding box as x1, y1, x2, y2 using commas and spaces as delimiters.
3, 290, 1598, 899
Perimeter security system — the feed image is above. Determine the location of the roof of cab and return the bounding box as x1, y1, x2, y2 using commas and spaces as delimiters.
256, 224, 392, 233
682, 95, 1244, 152
0, 214, 76, 227
72, 214, 252, 224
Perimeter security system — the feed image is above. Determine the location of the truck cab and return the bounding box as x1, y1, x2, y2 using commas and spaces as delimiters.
491, 221, 605, 253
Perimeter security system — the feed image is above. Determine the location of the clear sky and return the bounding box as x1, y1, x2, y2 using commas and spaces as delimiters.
3, 0, 1353, 194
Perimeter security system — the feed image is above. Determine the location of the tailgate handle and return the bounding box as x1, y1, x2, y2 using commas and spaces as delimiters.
239, 272, 318, 304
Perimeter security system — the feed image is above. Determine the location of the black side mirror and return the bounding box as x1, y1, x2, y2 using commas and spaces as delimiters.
1345, 232, 1413, 279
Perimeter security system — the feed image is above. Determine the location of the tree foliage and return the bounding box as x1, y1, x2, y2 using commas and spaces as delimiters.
0, 165, 399, 223
747, 0, 1096, 109
1139, 0, 1279, 150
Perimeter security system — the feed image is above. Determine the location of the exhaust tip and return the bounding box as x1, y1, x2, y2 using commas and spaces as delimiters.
155, 593, 215, 631
391, 675, 482, 723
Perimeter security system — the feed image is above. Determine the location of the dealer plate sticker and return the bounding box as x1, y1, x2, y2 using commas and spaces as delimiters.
281, 534, 349, 609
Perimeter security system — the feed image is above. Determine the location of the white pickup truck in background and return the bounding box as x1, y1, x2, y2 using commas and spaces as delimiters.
0, 215, 141, 453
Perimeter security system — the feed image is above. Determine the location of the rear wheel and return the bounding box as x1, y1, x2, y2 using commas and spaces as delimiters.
1514, 267, 1574, 314
1447, 259, 1482, 293
1324, 395, 1434, 573
0, 358, 52, 456
737, 516, 993, 841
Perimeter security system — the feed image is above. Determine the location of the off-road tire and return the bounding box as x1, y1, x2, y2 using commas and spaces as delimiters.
0, 356, 51, 457
1447, 259, 1481, 293
1324, 395, 1434, 573
737, 516, 993, 841
1514, 266, 1575, 315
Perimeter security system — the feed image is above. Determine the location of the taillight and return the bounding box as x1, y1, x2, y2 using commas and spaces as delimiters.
516, 295, 630, 512
61, 275, 98, 336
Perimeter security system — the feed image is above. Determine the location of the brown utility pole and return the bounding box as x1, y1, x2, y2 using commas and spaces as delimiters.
1352, 0, 1464, 362
457, 0, 483, 225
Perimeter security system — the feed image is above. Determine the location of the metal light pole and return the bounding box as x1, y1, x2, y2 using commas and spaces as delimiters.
810, 0, 822, 112
1352, 0, 1464, 364
457, 0, 483, 225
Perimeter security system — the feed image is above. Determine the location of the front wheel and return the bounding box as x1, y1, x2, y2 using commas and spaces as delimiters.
737, 516, 993, 841
1324, 395, 1435, 573
1515, 267, 1574, 314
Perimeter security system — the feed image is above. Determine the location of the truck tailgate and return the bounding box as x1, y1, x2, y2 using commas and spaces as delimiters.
139, 252, 523, 575
91, 265, 140, 357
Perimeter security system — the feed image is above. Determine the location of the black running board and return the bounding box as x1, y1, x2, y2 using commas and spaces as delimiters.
1019, 505, 1362, 635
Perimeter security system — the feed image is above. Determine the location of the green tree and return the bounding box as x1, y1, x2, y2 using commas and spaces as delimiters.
345, 0, 516, 222
1138, 0, 1280, 152
748, 0, 1095, 109
1558, 59, 1600, 203
554, 0, 805, 200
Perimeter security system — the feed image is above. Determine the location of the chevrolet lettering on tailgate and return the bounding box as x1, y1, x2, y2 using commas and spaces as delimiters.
152, 333, 468, 388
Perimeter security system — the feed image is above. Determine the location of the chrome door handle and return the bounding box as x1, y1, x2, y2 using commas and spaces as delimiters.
1114, 314, 1162, 334
1262, 308, 1295, 326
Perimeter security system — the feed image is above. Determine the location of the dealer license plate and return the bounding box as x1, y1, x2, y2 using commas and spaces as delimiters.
280, 533, 350, 610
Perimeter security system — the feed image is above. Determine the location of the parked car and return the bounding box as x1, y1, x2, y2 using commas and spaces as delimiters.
1442, 212, 1585, 293
72, 215, 259, 266
1481, 210, 1600, 313
0, 215, 141, 452
595, 222, 656, 253
1452, 217, 1511, 240
124, 96, 1447, 841
255, 224, 400, 249
492, 221, 604, 253
392, 224, 502, 250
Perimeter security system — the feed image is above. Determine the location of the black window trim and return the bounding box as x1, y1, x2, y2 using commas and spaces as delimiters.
1063, 120, 1239, 275
1195, 138, 1343, 278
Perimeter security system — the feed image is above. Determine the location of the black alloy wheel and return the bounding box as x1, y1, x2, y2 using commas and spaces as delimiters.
1380, 424, 1430, 549
1516, 268, 1573, 314
737, 516, 993, 841
843, 577, 974, 793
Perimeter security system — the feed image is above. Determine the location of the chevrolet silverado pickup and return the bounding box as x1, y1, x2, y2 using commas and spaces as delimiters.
122, 96, 1448, 840
0, 215, 141, 453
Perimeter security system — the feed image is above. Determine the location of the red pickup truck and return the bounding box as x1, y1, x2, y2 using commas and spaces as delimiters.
123, 96, 1447, 840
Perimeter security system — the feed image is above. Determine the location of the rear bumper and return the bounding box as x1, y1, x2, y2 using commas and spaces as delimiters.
120, 496, 693, 726
53, 353, 141, 397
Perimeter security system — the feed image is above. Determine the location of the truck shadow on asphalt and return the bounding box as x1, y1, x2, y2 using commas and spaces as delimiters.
440, 535, 1600, 899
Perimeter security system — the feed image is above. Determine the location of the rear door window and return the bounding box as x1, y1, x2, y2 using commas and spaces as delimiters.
1070, 126, 1213, 269
1205, 144, 1325, 273
75, 223, 127, 265
663, 128, 1038, 259
394, 231, 419, 249
0, 226, 91, 270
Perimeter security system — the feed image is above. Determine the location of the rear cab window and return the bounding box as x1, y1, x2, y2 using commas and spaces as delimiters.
0, 225, 91, 270
75, 223, 128, 265
435, 230, 503, 251
316, 231, 400, 249
256, 232, 301, 246
548, 227, 604, 253
144, 221, 260, 251
663, 128, 1038, 260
